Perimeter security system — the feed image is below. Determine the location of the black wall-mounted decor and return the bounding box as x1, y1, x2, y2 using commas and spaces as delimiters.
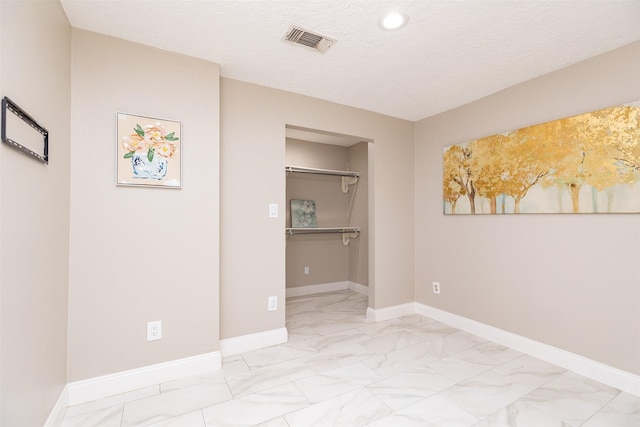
1, 96, 49, 164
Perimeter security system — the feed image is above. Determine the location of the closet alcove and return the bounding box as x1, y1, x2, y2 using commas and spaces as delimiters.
284, 126, 371, 307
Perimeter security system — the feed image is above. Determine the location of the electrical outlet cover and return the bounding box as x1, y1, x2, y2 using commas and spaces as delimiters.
147, 321, 162, 341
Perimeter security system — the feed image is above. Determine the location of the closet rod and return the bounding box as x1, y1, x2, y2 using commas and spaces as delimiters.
285, 165, 359, 178
285, 227, 359, 236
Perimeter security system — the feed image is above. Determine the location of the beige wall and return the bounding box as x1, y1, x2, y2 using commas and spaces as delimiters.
284, 138, 369, 290
0, 1, 71, 425
415, 42, 640, 375
67, 30, 220, 381
286, 139, 350, 288
221, 78, 414, 339
285, 138, 369, 290
348, 142, 369, 286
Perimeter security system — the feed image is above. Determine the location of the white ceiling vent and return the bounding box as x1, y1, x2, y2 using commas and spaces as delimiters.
282, 25, 336, 53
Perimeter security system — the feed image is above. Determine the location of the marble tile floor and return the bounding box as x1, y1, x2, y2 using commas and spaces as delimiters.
58, 290, 640, 426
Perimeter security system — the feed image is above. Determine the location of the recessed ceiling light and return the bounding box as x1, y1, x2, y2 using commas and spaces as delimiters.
379, 11, 409, 31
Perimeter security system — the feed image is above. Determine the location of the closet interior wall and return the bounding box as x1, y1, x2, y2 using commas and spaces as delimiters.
285, 138, 369, 294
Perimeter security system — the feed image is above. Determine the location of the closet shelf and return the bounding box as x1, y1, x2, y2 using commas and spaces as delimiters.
285, 165, 359, 193
285, 165, 358, 178
286, 227, 360, 245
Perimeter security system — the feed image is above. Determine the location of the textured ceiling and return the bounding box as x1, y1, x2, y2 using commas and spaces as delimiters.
60, 0, 640, 122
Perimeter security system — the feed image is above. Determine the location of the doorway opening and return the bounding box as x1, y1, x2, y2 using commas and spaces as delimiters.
284, 125, 374, 324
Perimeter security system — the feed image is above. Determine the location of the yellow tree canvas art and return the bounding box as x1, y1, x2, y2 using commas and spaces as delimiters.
443, 102, 640, 214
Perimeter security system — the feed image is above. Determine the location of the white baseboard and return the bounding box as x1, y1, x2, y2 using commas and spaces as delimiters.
44, 385, 69, 427
66, 351, 221, 406
366, 302, 416, 322
286, 281, 369, 298
348, 281, 369, 296
415, 303, 640, 397
286, 281, 349, 297
220, 327, 288, 357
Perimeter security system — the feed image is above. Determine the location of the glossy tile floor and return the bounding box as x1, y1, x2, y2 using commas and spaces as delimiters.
59, 290, 639, 426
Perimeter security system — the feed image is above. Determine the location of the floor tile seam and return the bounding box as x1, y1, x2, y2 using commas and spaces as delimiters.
358, 323, 422, 338
64, 402, 126, 426
426, 363, 479, 387
470, 352, 545, 380
310, 325, 369, 338
286, 385, 379, 419
577, 391, 624, 426
63, 401, 124, 422
222, 374, 240, 400
445, 353, 516, 373
305, 345, 363, 357
478, 397, 568, 426
301, 351, 378, 376
460, 384, 530, 423
289, 378, 315, 408
446, 350, 568, 393
303, 328, 371, 344
509, 364, 568, 395
241, 348, 321, 370
534, 373, 623, 401
434, 361, 538, 404
303, 329, 369, 357
324, 386, 397, 425
419, 392, 481, 424
438, 338, 488, 359
356, 330, 400, 341
579, 408, 604, 427
526, 397, 584, 427
94, 385, 168, 422
233, 363, 319, 399
370, 393, 397, 425
362, 374, 442, 398
197, 390, 244, 417
202, 381, 314, 423
68, 383, 163, 419
514, 385, 604, 426
187, 408, 205, 427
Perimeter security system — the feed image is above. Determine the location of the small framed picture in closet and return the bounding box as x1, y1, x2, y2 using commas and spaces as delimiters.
291, 199, 317, 228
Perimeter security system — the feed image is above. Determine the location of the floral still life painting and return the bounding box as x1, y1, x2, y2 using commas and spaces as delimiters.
291, 199, 317, 228
116, 113, 181, 188
443, 102, 640, 214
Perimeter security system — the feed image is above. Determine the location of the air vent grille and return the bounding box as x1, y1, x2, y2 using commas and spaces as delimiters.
283, 25, 336, 53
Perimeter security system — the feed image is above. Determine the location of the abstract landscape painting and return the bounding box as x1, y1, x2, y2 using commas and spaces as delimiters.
443, 102, 640, 214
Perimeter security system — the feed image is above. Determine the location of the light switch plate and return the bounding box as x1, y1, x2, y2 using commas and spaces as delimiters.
268, 203, 278, 218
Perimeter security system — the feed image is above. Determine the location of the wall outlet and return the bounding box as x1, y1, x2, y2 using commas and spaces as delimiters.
147, 321, 162, 341
268, 296, 277, 311
304, 266, 310, 275
432, 282, 441, 294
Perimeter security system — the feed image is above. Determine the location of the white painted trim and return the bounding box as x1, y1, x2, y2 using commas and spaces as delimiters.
348, 281, 369, 296
66, 351, 221, 406
285, 281, 369, 298
415, 303, 640, 397
366, 302, 415, 322
220, 327, 288, 357
286, 281, 349, 297
44, 385, 69, 427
